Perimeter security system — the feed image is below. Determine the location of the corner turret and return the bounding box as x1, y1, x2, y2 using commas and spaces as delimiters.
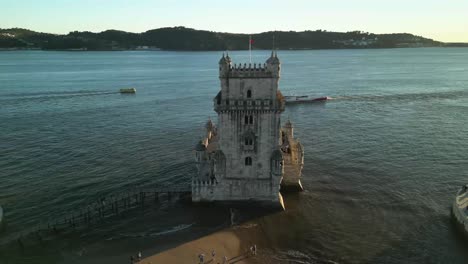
225, 52, 232, 64
219, 53, 230, 77
284, 119, 293, 138
266, 51, 280, 78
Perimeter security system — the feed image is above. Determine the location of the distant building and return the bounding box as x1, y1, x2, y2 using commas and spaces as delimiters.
134, 46, 161, 51
334, 37, 378, 47
192, 52, 304, 209
0, 33, 16, 38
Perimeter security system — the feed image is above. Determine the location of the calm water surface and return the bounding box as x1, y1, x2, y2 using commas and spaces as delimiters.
0, 49, 467, 263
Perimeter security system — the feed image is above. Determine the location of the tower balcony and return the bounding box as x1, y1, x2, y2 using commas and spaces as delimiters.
213, 92, 285, 112
214, 99, 284, 112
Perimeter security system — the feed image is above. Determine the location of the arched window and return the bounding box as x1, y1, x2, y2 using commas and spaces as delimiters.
245, 115, 249, 124
245, 138, 253, 145
245, 157, 252, 166
247, 90, 252, 98
249, 115, 253, 124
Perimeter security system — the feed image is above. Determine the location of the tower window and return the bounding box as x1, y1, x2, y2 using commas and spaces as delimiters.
245, 138, 253, 145
247, 90, 252, 98
245, 157, 252, 166
245, 115, 253, 125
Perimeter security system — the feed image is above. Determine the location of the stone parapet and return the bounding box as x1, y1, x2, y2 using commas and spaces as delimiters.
221, 63, 276, 78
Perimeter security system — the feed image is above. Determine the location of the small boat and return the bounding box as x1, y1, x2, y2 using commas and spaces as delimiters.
452, 184, 468, 235
312, 96, 330, 102
119, 88, 136, 94
284, 95, 331, 104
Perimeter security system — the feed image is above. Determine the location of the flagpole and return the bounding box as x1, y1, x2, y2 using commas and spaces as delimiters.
249, 35, 252, 63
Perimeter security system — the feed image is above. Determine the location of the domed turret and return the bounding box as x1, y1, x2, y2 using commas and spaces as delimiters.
272, 53, 280, 64
219, 53, 227, 64
266, 51, 280, 65
205, 119, 214, 131
194, 140, 207, 170
195, 140, 207, 151
271, 149, 283, 161
266, 51, 275, 64
266, 51, 280, 77
219, 53, 230, 77
225, 52, 232, 64
205, 119, 216, 140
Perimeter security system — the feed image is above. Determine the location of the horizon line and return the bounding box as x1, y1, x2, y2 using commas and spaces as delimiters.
4, 26, 467, 44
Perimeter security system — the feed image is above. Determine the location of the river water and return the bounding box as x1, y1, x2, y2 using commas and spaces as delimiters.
0, 49, 467, 263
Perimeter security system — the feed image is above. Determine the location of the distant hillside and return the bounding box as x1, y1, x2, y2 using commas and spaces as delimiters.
0, 27, 446, 51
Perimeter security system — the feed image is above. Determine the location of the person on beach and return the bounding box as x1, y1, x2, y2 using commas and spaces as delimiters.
250, 245, 257, 256
199, 253, 205, 263
137, 251, 142, 261
130, 255, 135, 263
212, 249, 216, 260
223, 256, 228, 264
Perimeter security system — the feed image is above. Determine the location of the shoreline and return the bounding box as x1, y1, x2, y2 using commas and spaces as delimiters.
1, 46, 464, 52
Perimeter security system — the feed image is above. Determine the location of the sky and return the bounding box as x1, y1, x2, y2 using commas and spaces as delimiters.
1, 0, 467, 42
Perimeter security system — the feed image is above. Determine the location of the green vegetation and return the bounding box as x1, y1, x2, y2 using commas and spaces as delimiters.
0, 27, 451, 51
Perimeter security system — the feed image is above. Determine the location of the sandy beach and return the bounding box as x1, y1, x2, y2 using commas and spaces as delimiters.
138, 222, 270, 264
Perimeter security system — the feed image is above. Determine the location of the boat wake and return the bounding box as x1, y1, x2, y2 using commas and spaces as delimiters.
332, 89, 468, 103
0, 90, 117, 103
273, 250, 339, 264
285, 95, 333, 104
285, 89, 468, 105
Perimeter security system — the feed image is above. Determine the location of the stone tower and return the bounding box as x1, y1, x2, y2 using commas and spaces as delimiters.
193, 52, 302, 209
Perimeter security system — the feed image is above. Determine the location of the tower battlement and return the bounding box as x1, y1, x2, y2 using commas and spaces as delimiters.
225, 63, 272, 78
219, 52, 280, 78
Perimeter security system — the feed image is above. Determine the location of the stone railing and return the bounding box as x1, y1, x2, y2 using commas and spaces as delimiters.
214, 97, 285, 112
192, 179, 218, 187
242, 145, 255, 151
